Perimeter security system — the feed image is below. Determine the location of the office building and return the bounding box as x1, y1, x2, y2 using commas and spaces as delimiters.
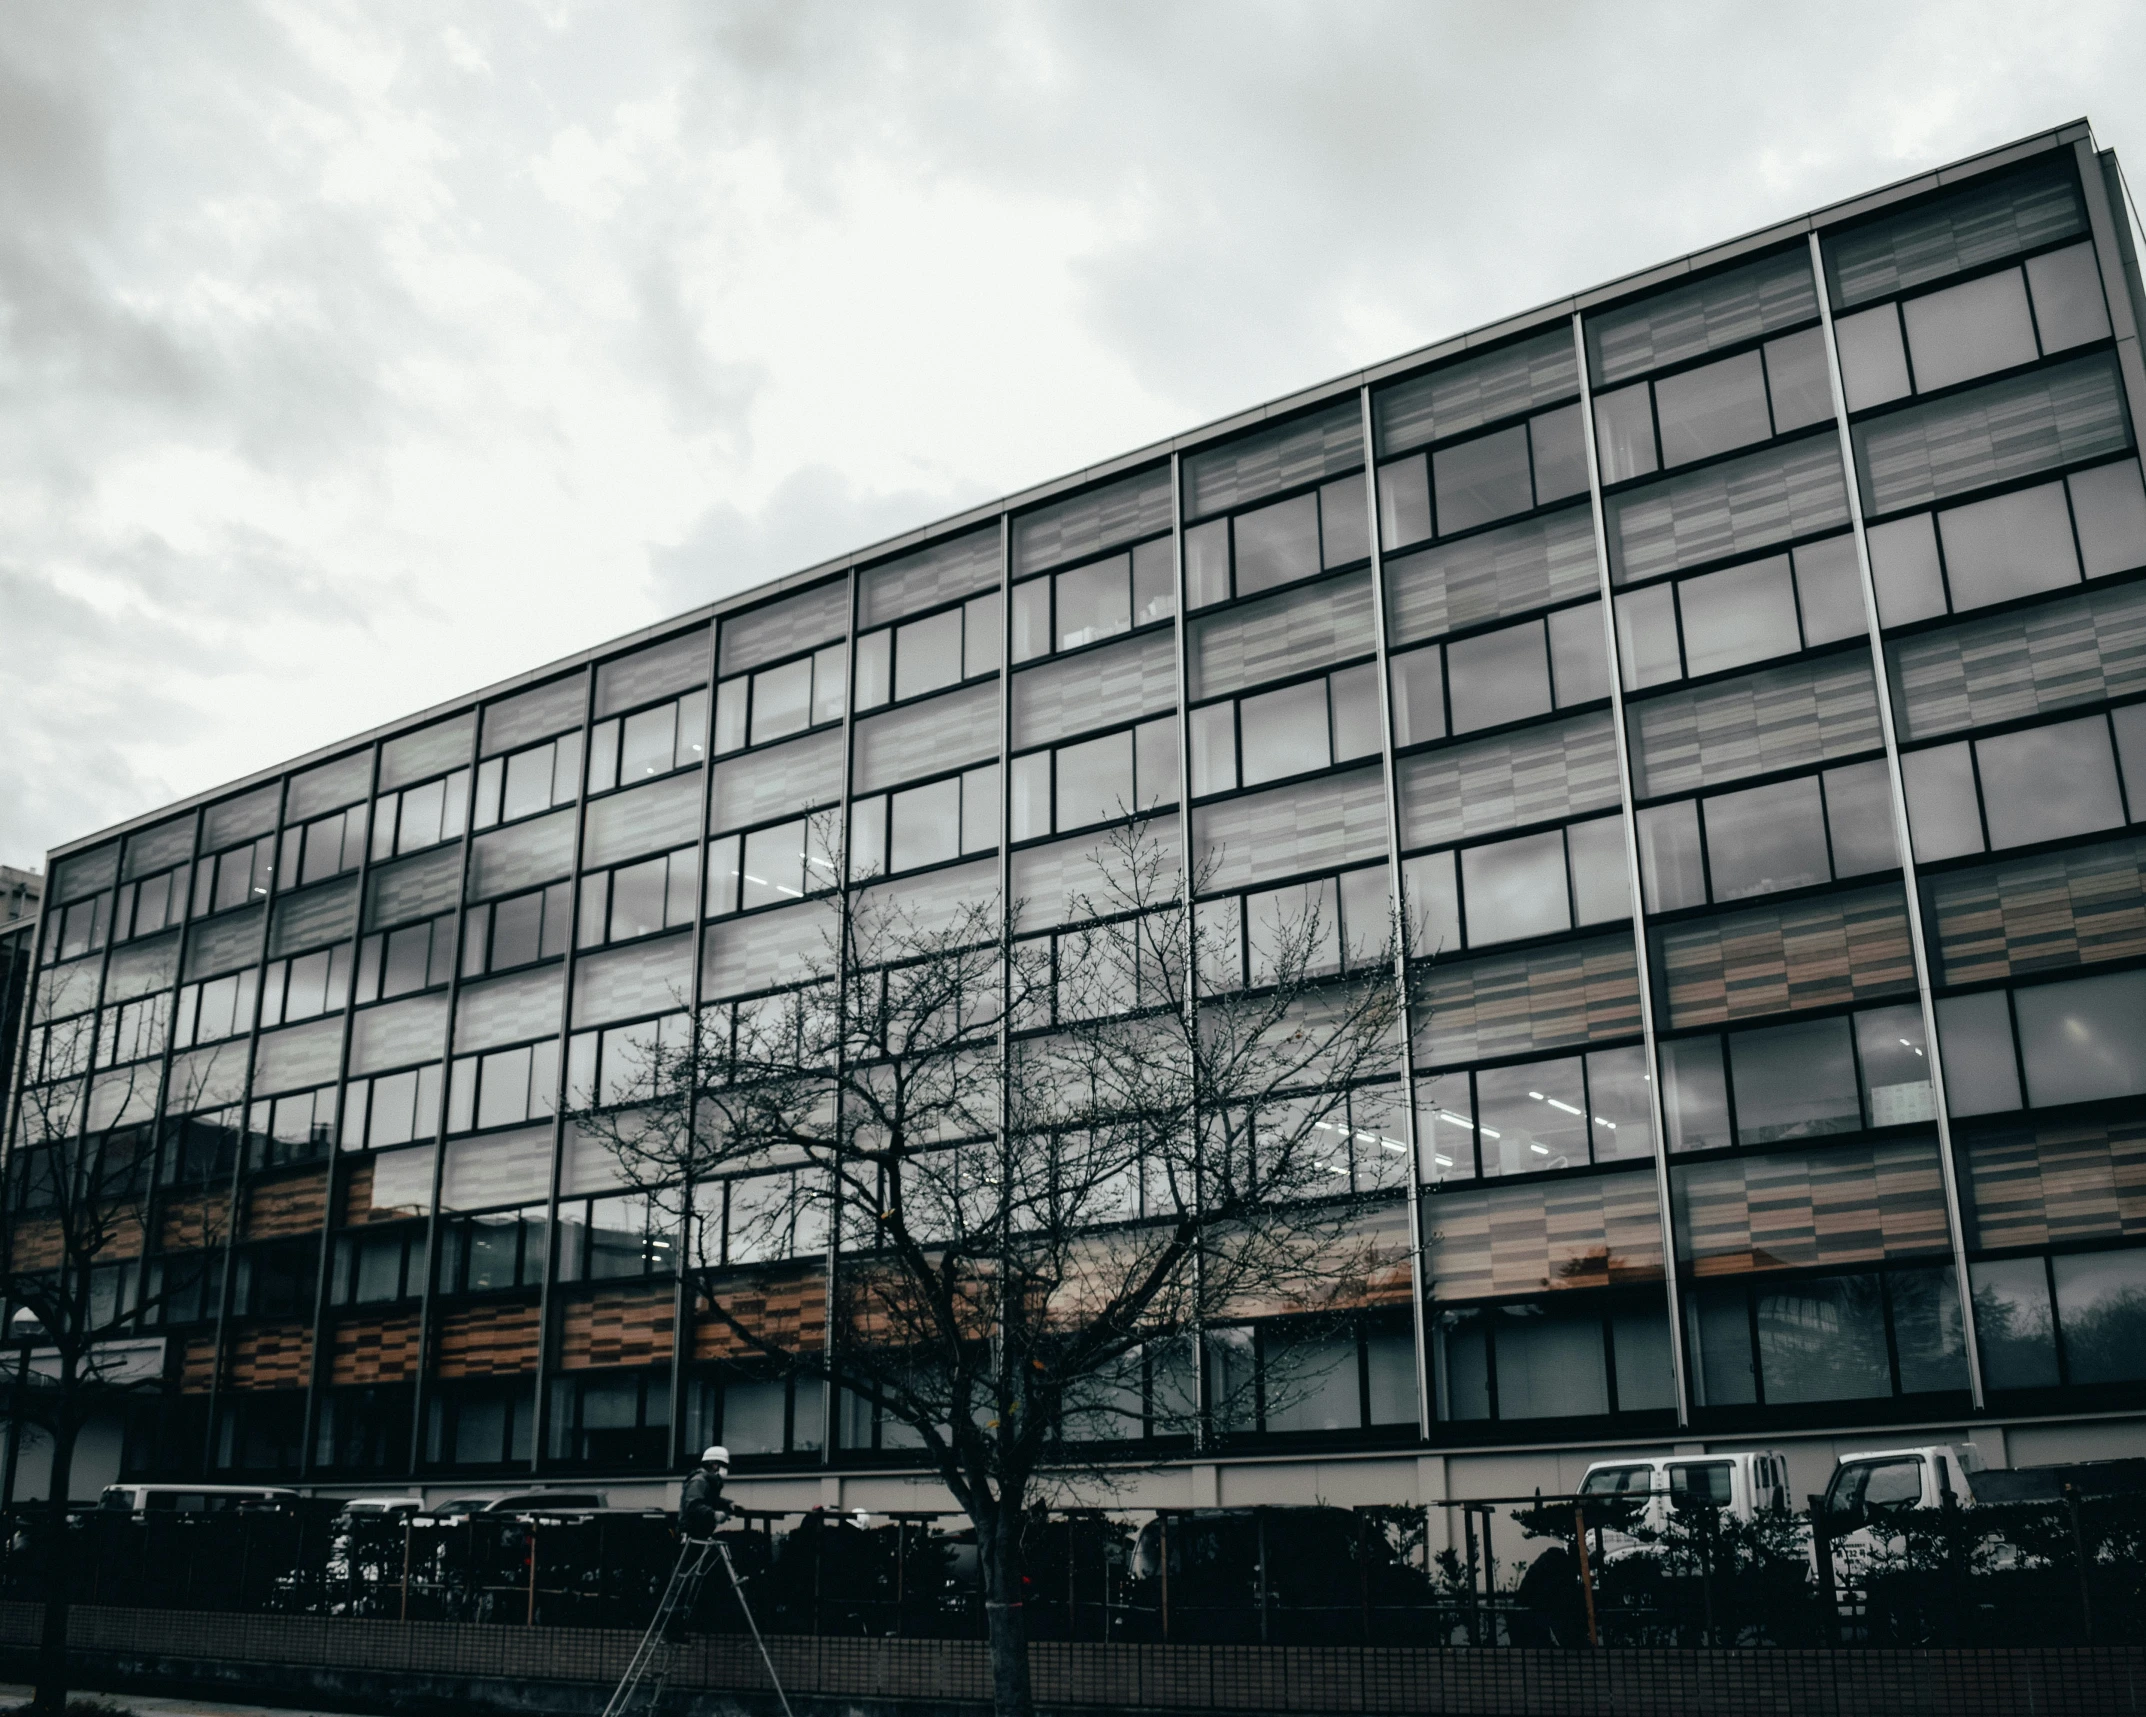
8, 122, 2145, 1515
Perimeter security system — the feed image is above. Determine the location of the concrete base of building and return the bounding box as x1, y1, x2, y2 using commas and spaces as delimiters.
1, 1603, 2141, 1717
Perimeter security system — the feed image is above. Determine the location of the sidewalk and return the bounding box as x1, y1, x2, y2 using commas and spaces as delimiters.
0, 1686, 356, 1717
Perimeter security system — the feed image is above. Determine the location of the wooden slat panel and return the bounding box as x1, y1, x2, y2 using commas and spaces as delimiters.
1657, 884, 1916, 1029
1412, 934, 1640, 1068
1424, 1168, 1663, 1303
557, 1284, 675, 1370
1675, 1137, 1950, 1275
224, 1322, 312, 1390
159, 1198, 221, 1253
244, 1165, 328, 1239
1960, 1117, 2146, 1251
1931, 834, 2146, 987
5, 1218, 64, 1272
330, 1312, 423, 1385
433, 1301, 541, 1377
179, 1336, 219, 1393
693, 1266, 827, 1361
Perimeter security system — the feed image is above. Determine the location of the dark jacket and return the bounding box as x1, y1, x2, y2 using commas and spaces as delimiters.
681, 1467, 728, 1538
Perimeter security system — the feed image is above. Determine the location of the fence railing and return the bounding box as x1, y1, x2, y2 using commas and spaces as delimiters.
6, 1493, 2142, 1649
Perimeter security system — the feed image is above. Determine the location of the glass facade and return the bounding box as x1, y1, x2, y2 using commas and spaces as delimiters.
13, 126, 2146, 1483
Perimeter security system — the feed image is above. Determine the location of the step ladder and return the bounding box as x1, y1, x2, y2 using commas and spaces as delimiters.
599, 1536, 794, 1717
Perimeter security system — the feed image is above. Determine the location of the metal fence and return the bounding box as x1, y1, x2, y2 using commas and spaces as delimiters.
4, 1494, 2142, 1650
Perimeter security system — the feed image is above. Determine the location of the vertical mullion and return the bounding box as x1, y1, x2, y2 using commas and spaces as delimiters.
203, 779, 293, 1472
299, 742, 386, 1480
825, 564, 862, 1466
668, 628, 723, 1466
993, 514, 1014, 1460
1166, 451, 1207, 1442
405, 714, 491, 1472
1572, 309, 1692, 1429
1357, 384, 1434, 1439
1808, 229, 1986, 1411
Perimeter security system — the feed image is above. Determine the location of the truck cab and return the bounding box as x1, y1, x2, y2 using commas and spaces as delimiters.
1822, 1444, 1981, 1517
1577, 1450, 1792, 1557
1817, 1443, 1986, 1601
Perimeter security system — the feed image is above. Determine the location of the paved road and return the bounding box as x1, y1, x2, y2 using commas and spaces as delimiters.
0, 1684, 357, 1717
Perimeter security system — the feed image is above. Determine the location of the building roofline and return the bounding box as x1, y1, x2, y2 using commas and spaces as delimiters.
48, 118, 2101, 862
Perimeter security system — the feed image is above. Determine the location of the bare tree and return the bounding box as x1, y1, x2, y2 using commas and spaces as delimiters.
1, 1026, 230, 1715
570, 816, 1410, 1717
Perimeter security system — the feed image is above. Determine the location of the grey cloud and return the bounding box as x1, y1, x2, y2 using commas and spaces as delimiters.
3, 0, 2145, 878
650, 463, 983, 617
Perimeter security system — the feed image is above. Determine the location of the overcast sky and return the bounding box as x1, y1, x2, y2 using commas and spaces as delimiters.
6, 2, 2145, 871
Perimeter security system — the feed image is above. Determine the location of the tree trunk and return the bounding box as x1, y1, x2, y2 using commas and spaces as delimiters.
34, 1413, 78, 1715
977, 1503, 1036, 1717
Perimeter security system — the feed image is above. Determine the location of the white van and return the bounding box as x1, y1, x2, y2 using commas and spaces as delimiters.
1577, 1451, 1792, 1557
96, 1483, 300, 1515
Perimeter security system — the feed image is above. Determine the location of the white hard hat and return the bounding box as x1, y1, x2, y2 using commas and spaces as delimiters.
701, 1446, 731, 1466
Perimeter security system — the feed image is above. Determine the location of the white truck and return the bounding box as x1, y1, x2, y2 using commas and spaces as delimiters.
1577, 1450, 1792, 1557
1816, 1443, 2146, 1602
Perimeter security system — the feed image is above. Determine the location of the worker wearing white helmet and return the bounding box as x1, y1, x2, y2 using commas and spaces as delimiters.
680, 1445, 732, 1540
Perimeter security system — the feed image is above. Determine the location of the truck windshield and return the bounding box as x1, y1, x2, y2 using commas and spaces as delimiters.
1669, 1462, 1733, 1507
1580, 1466, 1654, 1495
1827, 1458, 1922, 1513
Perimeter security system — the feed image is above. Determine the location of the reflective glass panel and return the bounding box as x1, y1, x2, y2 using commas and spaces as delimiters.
1729, 1015, 1860, 1144
1446, 622, 1551, 734
1654, 350, 1770, 467
1434, 425, 1533, 534
1054, 731, 1133, 831
2052, 1248, 2146, 1385
895, 609, 964, 701
1460, 829, 1569, 945
1678, 556, 1799, 679
1056, 557, 1131, 651
1971, 1256, 2058, 1389
1476, 1056, 1589, 1176
1903, 267, 2038, 392
1854, 1002, 1934, 1127
1975, 715, 2124, 850
1238, 681, 1331, 785
1703, 775, 1829, 900
1232, 493, 1320, 596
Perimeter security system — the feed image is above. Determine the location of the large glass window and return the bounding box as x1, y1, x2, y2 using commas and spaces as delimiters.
1403, 813, 1629, 956
1185, 471, 1369, 608
588, 688, 707, 790
1902, 712, 2130, 864
1836, 241, 2110, 412
1011, 538, 1173, 662
2051, 1248, 2146, 1385
368, 774, 470, 863
1391, 601, 1607, 745
2014, 969, 2146, 1108
1662, 1000, 1932, 1150
1684, 1265, 1964, 1408
1868, 462, 2146, 629
1616, 537, 1864, 692
714, 644, 844, 754
1189, 670, 1374, 796
1593, 325, 1830, 486
705, 816, 839, 911
1635, 759, 1895, 913
1414, 1045, 1654, 1181
1433, 1295, 1670, 1423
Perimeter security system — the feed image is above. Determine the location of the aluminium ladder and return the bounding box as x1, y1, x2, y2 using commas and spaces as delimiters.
599, 1535, 794, 1717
